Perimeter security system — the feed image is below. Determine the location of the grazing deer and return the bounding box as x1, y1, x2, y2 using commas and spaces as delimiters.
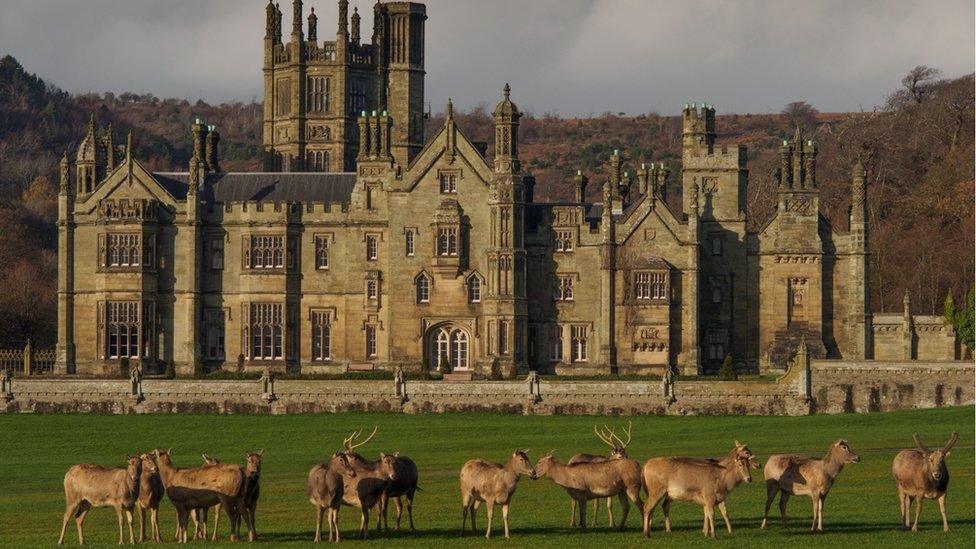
377, 453, 420, 532
338, 428, 398, 539
136, 452, 163, 543
537, 447, 644, 532
57, 454, 143, 545
459, 450, 537, 539
761, 439, 860, 532
567, 423, 631, 528
892, 432, 957, 531
308, 452, 357, 542
642, 441, 758, 539
154, 448, 250, 543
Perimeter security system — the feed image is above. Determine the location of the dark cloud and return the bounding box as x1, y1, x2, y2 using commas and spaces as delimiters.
1, 0, 972, 115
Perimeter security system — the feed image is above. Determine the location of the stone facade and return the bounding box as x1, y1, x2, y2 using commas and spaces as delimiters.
54, 1, 959, 378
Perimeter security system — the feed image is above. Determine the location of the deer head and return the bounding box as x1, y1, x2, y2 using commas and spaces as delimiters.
534, 450, 557, 476
914, 432, 957, 481
832, 440, 860, 464
331, 452, 356, 478
138, 452, 158, 475
245, 450, 264, 476
342, 426, 378, 456
153, 448, 173, 466
594, 421, 632, 458
201, 453, 220, 466
124, 454, 142, 482
377, 452, 399, 481
511, 449, 537, 479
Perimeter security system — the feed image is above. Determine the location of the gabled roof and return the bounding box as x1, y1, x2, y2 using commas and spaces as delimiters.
152, 172, 357, 204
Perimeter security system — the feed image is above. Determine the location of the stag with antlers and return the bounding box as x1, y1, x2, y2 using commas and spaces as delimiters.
337, 427, 398, 539
565, 422, 632, 528
892, 432, 958, 531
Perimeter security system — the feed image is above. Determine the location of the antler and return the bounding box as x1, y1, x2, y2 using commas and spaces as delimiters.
943, 431, 958, 453
610, 420, 633, 449
593, 424, 616, 449
913, 433, 930, 452
345, 426, 378, 451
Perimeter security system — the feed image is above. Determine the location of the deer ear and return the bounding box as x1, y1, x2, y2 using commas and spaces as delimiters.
259, 449, 265, 457
394, 452, 399, 458
124, 454, 131, 461
734, 439, 742, 448
380, 452, 386, 459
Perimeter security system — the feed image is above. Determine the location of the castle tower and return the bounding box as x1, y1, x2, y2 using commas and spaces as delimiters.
847, 161, 872, 358
75, 115, 104, 196
263, 0, 427, 172
682, 102, 715, 155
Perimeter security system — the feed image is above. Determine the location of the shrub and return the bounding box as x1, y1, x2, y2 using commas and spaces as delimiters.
164, 360, 176, 379
718, 354, 737, 380
489, 360, 503, 381
118, 357, 130, 378
193, 361, 206, 378
236, 354, 245, 373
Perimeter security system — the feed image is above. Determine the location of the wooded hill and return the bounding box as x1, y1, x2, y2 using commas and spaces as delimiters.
0, 54, 972, 348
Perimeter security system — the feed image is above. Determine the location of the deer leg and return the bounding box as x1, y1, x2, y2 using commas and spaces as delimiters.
249, 501, 258, 541
314, 505, 324, 543
472, 500, 480, 533
606, 497, 614, 528
75, 501, 92, 545
912, 497, 923, 532
590, 498, 599, 528
643, 491, 664, 538
899, 493, 909, 529
617, 492, 631, 531
126, 508, 136, 544
484, 501, 494, 539
137, 506, 145, 542
59, 499, 80, 545
569, 499, 577, 527
502, 503, 511, 539
778, 491, 790, 528
407, 491, 416, 531
211, 504, 221, 541
719, 501, 732, 533
115, 505, 125, 545
761, 480, 778, 528
394, 496, 403, 530
702, 503, 715, 538
577, 496, 587, 532
938, 494, 949, 532
818, 496, 825, 532
151, 507, 161, 542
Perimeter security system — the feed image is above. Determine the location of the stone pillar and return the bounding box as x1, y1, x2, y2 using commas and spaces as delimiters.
56, 153, 75, 374
681, 184, 701, 375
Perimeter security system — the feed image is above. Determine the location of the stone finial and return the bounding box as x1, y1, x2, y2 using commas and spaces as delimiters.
351, 6, 361, 43
59, 152, 70, 194
307, 6, 317, 42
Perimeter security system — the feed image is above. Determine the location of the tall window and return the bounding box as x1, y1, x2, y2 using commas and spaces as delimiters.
636, 271, 667, 300
248, 303, 283, 360
635, 272, 652, 300
245, 235, 284, 269
416, 274, 430, 303
555, 229, 573, 252
437, 228, 458, 256
555, 275, 574, 301
710, 235, 723, 256
711, 280, 723, 304
451, 330, 468, 369
315, 236, 329, 269
652, 272, 667, 299
571, 325, 588, 362
306, 76, 330, 113
204, 309, 225, 360
432, 327, 469, 369
350, 78, 367, 115
307, 150, 330, 172
105, 234, 153, 268
405, 229, 415, 256
549, 324, 563, 361
210, 237, 224, 270
275, 78, 291, 116
439, 173, 457, 193
311, 311, 331, 360
365, 324, 377, 358
707, 331, 725, 361
366, 279, 378, 300
366, 235, 378, 261
106, 302, 139, 359
498, 320, 509, 355
467, 275, 481, 303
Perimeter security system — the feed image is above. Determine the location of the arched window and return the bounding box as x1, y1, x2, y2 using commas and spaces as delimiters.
451, 330, 468, 369
416, 274, 430, 303
436, 329, 450, 368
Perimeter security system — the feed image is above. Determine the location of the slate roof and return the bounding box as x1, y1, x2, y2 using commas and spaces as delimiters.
152, 172, 357, 205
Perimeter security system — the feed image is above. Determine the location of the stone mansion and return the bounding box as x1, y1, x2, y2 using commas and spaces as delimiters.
56, 0, 956, 378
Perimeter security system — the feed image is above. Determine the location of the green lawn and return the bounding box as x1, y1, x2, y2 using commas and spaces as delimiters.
0, 407, 972, 547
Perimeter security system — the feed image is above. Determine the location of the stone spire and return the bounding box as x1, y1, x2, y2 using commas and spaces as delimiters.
492, 83, 521, 173
351, 6, 361, 44
337, 0, 349, 39
307, 6, 317, 42
265, 0, 279, 40
59, 152, 70, 195
291, 0, 303, 40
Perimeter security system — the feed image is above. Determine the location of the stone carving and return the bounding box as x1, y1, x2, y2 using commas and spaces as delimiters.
260, 370, 276, 403
307, 124, 331, 141
784, 198, 812, 214
1, 369, 12, 402
394, 365, 407, 402
526, 370, 541, 403
661, 364, 676, 404
129, 363, 143, 400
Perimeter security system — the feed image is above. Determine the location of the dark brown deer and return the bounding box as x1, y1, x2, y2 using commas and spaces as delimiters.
567, 423, 631, 528
240, 450, 264, 541
377, 453, 419, 532
459, 450, 537, 539
136, 452, 163, 543
761, 439, 860, 532
308, 452, 357, 542
57, 454, 142, 545
892, 432, 957, 531
642, 441, 758, 538
338, 428, 398, 539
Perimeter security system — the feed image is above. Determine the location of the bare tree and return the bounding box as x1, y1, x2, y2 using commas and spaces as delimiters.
901, 65, 943, 104
781, 101, 819, 133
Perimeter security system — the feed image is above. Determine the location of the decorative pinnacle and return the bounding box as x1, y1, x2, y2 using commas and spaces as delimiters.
126, 131, 133, 162
854, 159, 865, 177
446, 98, 453, 119
503, 83, 510, 100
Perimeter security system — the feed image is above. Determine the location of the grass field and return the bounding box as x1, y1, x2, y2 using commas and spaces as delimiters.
0, 407, 973, 548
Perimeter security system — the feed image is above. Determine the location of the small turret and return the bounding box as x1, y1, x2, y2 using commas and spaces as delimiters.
59, 152, 71, 196
493, 83, 521, 173
291, 0, 303, 40
337, 0, 349, 39
307, 6, 317, 42
778, 128, 817, 190
574, 170, 588, 203
103, 124, 116, 172
75, 115, 103, 194
608, 149, 623, 214
206, 125, 221, 173
851, 160, 866, 224
265, 0, 279, 41
682, 102, 716, 155
189, 118, 209, 187
275, 3, 283, 41
351, 6, 361, 44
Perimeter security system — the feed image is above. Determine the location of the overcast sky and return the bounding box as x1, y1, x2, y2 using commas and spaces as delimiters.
1, 0, 973, 116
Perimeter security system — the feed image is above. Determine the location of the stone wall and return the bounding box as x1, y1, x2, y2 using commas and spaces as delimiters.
3, 357, 970, 416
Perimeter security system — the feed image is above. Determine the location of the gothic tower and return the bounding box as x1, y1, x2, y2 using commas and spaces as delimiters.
263, 0, 426, 172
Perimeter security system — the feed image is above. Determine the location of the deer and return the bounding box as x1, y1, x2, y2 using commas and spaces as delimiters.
566, 423, 632, 528
892, 432, 958, 531
761, 439, 860, 532
536, 447, 644, 533
338, 427, 398, 539
642, 441, 758, 538
57, 454, 143, 546
154, 448, 250, 543
308, 452, 357, 542
376, 452, 420, 532
135, 452, 163, 543
240, 450, 264, 541
174, 453, 221, 542
459, 449, 537, 539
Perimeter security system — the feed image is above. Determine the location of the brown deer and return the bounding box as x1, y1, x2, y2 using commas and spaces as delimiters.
154, 448, 250, 543
57, 454, 143, 545
536, 447, 644, 532
459, 449, 537, 539
338, 428, 398, 539
308, 452, 357, 542
567, 423, 631, 528
241, 450, 264, 541
642, 441, 758, 538
136, 452, 163, 543
892, 432, 957, 531
377, 453, 420, 532
761, 439, 860, 532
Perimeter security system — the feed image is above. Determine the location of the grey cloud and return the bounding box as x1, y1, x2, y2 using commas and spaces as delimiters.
0, 0, 971, 115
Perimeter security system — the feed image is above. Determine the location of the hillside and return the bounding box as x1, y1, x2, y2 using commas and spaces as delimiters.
0, 54, 972, 347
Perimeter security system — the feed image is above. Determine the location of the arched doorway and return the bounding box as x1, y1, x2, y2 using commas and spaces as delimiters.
426, 324, 470, 371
